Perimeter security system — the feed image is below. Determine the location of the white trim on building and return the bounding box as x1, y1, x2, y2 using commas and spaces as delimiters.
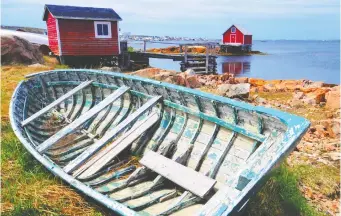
56, 19, 62, 55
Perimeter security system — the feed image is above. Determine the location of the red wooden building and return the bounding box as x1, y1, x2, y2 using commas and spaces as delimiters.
222, 25, 252, 45
43, 4, 122, 65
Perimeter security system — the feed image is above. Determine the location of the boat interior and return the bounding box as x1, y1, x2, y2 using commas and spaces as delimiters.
10, 70, 307, 216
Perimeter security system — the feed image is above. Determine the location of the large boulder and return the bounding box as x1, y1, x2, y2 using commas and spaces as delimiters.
186, 75, 202, 88
302, 88, 329, 105
217, 83, 250, 98
184, 69, 196, 76
1, 35, 44, 65
325, 86, 340, 109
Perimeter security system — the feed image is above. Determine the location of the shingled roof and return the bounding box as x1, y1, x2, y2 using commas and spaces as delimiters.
43, 4, 122, 21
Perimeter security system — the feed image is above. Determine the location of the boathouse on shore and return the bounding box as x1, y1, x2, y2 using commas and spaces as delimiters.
221, 25, 252, 52
43, 4, 122, 65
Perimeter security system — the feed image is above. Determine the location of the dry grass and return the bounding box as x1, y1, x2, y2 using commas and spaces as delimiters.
251, 91, 293, 102
1, 57, 105, 215
1, 122, 105, 215
250, 91, 336, 122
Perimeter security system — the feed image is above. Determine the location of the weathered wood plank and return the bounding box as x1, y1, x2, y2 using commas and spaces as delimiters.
140, 150, 216, 198
63, 96, 162, 174
75, 112, 160, 178
36, 86, 130, 153
124, 189, 175, 210
21, 80, 93, 127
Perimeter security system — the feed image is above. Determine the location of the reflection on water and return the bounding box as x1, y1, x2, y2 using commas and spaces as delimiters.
216, 56, 251, 76
221, 61, 251, 75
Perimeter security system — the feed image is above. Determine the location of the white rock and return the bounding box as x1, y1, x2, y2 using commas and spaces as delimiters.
28, 63, 48, 68
323, 152, 340, 161
101, 66, 121, 72
217, 83, 250, 98
184, 69, 196, 76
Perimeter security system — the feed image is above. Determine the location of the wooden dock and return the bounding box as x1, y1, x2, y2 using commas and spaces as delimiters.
123, 41, 218, 74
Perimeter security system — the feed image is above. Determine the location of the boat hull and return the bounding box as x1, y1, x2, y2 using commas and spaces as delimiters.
10, 69, 310, 215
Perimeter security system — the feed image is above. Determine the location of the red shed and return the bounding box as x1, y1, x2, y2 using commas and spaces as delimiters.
222, 25, 252, 45
43, 4, 122, 64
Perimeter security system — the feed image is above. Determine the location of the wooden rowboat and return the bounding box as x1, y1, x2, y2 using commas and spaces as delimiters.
10, 69, 310, 215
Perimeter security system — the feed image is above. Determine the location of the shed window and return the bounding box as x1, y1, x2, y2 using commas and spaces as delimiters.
231, 27, 236, 33
94, 21, 112, 38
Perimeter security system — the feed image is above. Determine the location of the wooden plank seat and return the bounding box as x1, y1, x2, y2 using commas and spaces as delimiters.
74, 112, 160, 179
63, 95, 163, 174
140, 150, 217, 198
36, 86, 130, 153
21, 80, 93, 127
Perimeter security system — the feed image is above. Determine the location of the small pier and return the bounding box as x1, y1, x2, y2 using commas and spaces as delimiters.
120, 41, 218, 74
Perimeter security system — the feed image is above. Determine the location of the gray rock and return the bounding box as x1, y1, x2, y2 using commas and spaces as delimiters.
217, 83, 250, 98
303, 80, 325, 88
101, 66, 121, 72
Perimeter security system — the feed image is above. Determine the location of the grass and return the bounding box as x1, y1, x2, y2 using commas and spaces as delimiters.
0, 59, 334, 215
1, 57, 105, 215
243, 164, 327, 216
1, 122, 105, 215
252, 91, 293, 102
294, 164, 340, 199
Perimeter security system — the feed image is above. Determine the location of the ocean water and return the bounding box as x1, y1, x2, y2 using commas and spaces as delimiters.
129, 40, 340, 84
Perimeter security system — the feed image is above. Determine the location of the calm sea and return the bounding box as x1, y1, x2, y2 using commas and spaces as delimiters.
129, 40, 340, 84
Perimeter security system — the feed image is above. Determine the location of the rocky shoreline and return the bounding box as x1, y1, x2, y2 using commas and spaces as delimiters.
131, 68, 339, 108
131, 67, 340, 215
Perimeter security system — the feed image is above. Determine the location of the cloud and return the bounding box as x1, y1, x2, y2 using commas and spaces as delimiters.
2, 0, 339, 23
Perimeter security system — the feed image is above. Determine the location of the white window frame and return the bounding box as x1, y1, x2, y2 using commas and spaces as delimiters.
94, 21, 112, 38
231, 27, 236, 33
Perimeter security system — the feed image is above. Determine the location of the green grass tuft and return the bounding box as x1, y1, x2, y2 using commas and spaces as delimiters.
243, 164, 326, 216
293, 164, 340, 199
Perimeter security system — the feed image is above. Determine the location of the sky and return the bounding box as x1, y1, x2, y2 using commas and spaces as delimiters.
1, 0, 340, 40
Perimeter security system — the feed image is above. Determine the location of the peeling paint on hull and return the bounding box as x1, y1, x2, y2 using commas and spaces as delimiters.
10, 69, 310, 215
